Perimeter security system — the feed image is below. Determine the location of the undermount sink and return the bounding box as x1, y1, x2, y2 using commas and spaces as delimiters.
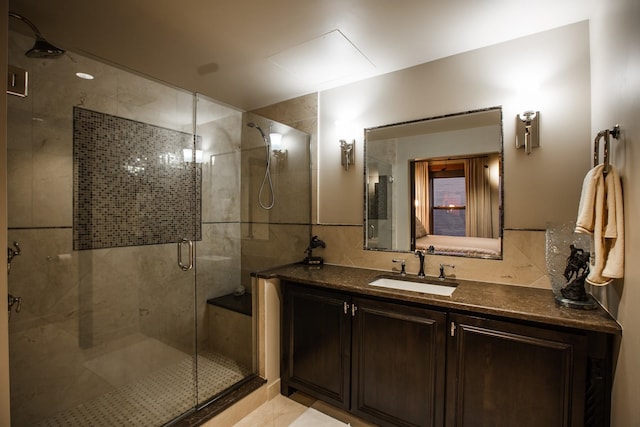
368, 276, 457, 296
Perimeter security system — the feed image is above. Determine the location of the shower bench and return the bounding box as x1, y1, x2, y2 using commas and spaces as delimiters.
207, 293, 253, 369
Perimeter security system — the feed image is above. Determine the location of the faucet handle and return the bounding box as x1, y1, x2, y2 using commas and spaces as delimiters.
392, 258, 406, 276
439, 263, 455, 280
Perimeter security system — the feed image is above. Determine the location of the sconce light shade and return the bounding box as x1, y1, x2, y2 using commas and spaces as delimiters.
340, 139, 355, 171
269, 132, 283, 152
516, 110, 539, 155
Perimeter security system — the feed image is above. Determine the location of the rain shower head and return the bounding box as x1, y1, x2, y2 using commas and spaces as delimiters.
9, 12, 66, 58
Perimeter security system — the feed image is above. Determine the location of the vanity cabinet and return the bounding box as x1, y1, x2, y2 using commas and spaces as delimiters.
351, 296, 447, 426
281, 281, 447, 427
281, 284, 352, 409
446, 313, 588, 427
280, 278, 613, 427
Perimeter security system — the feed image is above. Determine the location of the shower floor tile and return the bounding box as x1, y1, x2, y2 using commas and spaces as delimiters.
36, 350, 252, 427
83, 337, 187, 387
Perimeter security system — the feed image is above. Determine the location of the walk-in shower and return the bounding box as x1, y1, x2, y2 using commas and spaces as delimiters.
6, 25, 311, 426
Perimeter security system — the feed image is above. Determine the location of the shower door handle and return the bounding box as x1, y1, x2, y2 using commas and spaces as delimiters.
177, 238, 194, 271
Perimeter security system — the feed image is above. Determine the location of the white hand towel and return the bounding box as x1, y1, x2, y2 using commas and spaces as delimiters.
575, 164, 605, 234
602, 166, 624, 279
584, 166, 610, 285
575, 164, 624, 286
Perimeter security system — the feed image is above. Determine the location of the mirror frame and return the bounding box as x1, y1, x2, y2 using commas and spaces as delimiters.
363, 106, 504, 259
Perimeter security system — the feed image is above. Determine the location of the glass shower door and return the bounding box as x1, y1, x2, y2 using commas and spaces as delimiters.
7, 28, 199, 426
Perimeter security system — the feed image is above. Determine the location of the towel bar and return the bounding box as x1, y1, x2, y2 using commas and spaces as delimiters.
593, 124, 620, 171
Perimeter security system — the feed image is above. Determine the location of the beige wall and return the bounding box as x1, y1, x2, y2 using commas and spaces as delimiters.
318, 21, 591, 228
589, 1, 640, 426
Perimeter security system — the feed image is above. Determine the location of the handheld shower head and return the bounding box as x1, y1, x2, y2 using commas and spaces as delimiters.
9, 12, 66, 58
247, 122, 267, 142
247, 121, 276, 209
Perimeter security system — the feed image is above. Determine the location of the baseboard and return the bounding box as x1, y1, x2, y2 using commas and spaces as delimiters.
267, 378, 281, 400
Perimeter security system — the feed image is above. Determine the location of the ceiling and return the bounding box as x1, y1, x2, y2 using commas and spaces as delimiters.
8, 0, 592, 111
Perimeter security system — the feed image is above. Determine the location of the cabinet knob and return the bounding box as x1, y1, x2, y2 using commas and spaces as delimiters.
352, 304, 358, 317
343, 301, 349, 314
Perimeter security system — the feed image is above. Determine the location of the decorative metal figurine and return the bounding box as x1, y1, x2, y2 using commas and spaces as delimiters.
555, 244, 597, 309
303, 235, 326, 266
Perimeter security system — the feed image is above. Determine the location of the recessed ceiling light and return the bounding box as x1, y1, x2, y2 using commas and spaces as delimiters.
75, 72, 94, 80
268, 30, 374, 86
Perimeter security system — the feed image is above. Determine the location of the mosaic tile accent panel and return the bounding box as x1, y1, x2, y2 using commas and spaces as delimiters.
73, 107, 201, 250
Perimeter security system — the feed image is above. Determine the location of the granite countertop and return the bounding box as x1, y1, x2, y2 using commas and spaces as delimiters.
255, 263, 621, 335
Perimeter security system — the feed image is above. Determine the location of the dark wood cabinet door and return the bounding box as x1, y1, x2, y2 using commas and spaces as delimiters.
446, 313, 587, 427
281, 283, 351, 409
351, 297, 447, 427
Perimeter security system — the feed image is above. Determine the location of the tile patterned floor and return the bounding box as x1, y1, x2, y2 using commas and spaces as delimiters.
36, 350, 251, 427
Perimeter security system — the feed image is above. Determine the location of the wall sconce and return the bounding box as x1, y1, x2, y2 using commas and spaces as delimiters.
183, 148, 203, 163
269, 132, 286, 159
516, 110, 539, 155
340, 139, 355, 171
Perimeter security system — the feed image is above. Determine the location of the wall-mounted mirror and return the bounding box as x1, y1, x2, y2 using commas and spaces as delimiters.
364, 107, 503, 259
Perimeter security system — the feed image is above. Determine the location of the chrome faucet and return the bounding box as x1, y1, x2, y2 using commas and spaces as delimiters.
392, 258, 406, 276
415, 250, 426, 278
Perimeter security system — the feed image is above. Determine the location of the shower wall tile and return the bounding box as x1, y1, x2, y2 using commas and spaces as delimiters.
116, 71, 193, 130
201, 113, 242, 223
7, 149, 34, 228
7, 229, 78, 324
195, 223, 242, 347
250, 93, 318, 224
240, 114, 311, 225
198, 223, 242, 296
250, 93, 318, 130
137, 243, 198, 353
33, 152, 72, 226
77, 247, 144, 346
73, 107, 202, 250
241, 224, 310, 287
199, 109, 242, 154
6, 95, 32, 149
203, 151, 241, 223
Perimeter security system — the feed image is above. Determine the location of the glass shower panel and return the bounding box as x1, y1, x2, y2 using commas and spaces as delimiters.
7, 29, 198, 426
193, 95, 254, 406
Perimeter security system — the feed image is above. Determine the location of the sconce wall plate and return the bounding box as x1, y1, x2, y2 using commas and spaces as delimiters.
340, 139, 355, 171
516, 110, 539, 155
